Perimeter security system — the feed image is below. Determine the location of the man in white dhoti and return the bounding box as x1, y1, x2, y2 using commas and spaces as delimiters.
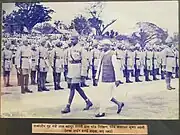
95, 39, 124, 117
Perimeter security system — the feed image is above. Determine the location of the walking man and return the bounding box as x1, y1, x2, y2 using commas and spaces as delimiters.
94, 39, 124, 117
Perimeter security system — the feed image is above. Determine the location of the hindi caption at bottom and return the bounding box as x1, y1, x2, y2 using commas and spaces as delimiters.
32, 123, 148, 134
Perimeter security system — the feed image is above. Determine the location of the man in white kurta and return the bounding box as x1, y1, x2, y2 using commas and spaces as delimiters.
95, 39, 124, 117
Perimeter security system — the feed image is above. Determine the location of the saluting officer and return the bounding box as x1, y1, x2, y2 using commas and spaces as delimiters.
37, 40, 50, 92
61, 32, 93, 114
16, 39, 33, 94
162, 37, 176, 90
2, 41, 13, 87
31, 45, 38, 85
51, 40, 64, 90
134, 43, 142, 82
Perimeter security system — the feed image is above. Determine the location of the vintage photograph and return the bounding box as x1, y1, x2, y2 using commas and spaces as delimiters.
1, 1, 179, 119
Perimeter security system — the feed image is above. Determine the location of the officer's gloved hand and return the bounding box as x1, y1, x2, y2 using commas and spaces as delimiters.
115, 80, 121, 87
17, 68, 21, 74
15, 65, 17, 69
36, 65, 39, 70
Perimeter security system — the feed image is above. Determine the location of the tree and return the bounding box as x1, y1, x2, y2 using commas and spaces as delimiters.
86, 2, 117, 36
72, 15, 92, 35
3, 2, 54, 34
72, 2, 117, 36
132, 22, 168, 48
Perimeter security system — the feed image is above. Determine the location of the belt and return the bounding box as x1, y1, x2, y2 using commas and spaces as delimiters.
69, 60, 81, 64
136, 58, 140, 60
5, 58, 11, 60
166, 56, 174, 58
153, 58, 157, 59
21, 56, 29, 58
146, 58, 150, 60
55, 56, 62, 59
32, 59, 35, 62
40, 57, 47, 59
117, 58, 122, 60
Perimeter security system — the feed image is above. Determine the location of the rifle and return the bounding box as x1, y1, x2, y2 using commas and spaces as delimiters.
124, 51, 128, 77
37, 51, 40, 84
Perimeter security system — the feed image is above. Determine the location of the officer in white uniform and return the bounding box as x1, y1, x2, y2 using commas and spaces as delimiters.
16, 39, 33, 94
175, 46, 179, 78
31, 45, 38, 85
115, 43, 126, 84
125, 45, 135, 83
94, 39, 124, 117
51, 40, 64, 90
144, 46, 153, 81
162, 37, 176, 90
134, 43, 142, 82
2, 42, 13, 87
152, 46, 159, 80
91, 40, 101, 86
37, 40, 50, 92
61, 33, 93, 114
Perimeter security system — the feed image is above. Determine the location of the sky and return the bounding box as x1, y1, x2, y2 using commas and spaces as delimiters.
2, 1, 179, 36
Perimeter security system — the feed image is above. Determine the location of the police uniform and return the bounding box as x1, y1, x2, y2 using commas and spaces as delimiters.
37, 41, 50, 92
125, 46, 135, 83
144, 47, 153, 81
115, 44, 126, 83
2, 42, 13, 87
16, 40, 33, 94
51, 40, 64, 90
30, 46, 38, 84
61, 34, 93, 114
152, 49, 159, 80
91, 43, 102, 86
162, 37, 176, 90
175, 48, 179, 78
134, 44, 142, 82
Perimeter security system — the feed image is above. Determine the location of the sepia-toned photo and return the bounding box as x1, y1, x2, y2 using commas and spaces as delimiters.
1, 1, 179, 119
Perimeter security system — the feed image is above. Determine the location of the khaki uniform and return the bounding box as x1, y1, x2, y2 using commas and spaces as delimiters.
67, 44, 87, 84
145, 50, 153, 70
2, 48, 13, 72
115, 49, 126, 70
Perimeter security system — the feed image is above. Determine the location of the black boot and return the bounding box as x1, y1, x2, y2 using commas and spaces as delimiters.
61, 105, 71, 114
84, 100, 93, 110
95, 113, 105, 117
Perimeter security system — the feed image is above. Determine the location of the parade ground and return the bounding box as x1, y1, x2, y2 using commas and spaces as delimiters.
0, 66, 179, 119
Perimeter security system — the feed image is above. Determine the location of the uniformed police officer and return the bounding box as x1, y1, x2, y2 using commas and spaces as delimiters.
37, 40, 50, 92
125, 45, 135, 83
134, 43, 142, 82
61, 33, 93, 114
160, 45, 166, 80
51, 40, 64, 90
152, 46, 159, 80
144, 45, 153, 81
31, 45, 38, 85
91, 40, 101, 86
2, 41, 13, 87
175, 46, 179, 78
162, 37, 176, 90
16, 39, 33, 94
115, 43, 126, 84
